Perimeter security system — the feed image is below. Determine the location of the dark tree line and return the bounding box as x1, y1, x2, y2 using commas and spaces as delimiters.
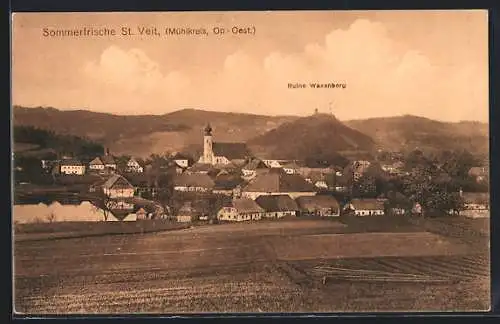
14, 125, 104, 159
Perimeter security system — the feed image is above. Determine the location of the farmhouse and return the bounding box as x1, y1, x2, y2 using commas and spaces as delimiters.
124, 174, 158, 198
125, 157, 144, 173
88, 157, 105, 171
170, 152, 193, 168
281, 161, 303, 175
460, 191, 489, 218
241, 159, 269, 180
176, 202, 199, 222
186, 162, 218, 175
102, 174, 135, 198
296, 195, 340, 217
198, 124, 251, 166
59, 159, 86, 175
173, 173, 215, 192
255, 194, 300, 218
213, 175, 244, 196
242, 169, 317, 200
217, 198, 265, 222
262, 159, 286, 168
382, 191, 410, 216
303, 171, 332, 190
345, 198, 385, 216
351, 160, 371, 181
468, 166, 489, 183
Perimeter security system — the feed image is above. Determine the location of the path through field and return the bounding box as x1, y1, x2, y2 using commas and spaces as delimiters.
14, 220, 490, 313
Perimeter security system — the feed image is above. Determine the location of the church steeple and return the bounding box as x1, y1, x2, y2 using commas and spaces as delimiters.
204, 123, 212, 136
203, 123, 214, 164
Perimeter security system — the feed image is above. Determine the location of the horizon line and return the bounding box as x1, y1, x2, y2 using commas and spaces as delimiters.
12, 105, 489, 124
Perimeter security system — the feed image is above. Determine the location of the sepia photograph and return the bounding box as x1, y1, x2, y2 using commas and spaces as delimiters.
11, 10, 490, 314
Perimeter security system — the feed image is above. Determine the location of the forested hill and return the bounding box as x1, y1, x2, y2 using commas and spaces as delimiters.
13, 125, 104, 160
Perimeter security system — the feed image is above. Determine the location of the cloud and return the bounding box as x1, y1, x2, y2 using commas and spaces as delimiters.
76, 18, 487, 121
83, 45, 190, 99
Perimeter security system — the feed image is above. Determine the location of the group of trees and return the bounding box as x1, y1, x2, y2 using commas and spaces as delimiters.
14, 125, 104, 159
349, 148, 487, 217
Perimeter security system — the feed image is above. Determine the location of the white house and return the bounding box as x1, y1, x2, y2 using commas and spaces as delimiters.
296, 195, 340, 217
255, 194, 300, 218
171, 153, 192, 169
88, 157, 105, 171
345, 198, 385, 216
173, 173, 215, 193
126, 157, 144, 173
460, 191, 489, 218
60, 159, 86, 175
262, 160, 285, 168
102, 174, 135, 198
241, 159, 269, 180
176, 202, 199, 222
217, 198, 265, 222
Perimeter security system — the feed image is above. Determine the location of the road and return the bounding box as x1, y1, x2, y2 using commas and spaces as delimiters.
14, 219, 490, 314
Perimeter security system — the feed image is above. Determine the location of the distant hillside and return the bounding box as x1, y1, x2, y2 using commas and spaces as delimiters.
248, 114, 375, 164
345, 115, 489, 155
13, 125, 104, 159
13, 106, 297, 158
13, 107, 489, 158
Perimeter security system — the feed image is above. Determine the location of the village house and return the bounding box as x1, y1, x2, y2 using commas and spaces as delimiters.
241, 159, 269, 180
281, 161, 303, 175
186, 162, 218, 175
296, 195, 341, 217
124, 174, 158, 198
381, 161, 405, 175
255, 194, 300, 218
242, 169, 317, 200
460, 191, 489, 218
176, 201, 199, 222
102, 174, 135, 198
59, 159, 86, 175
303, 170, 334, 191
468, 166, 489, 183
171, 152, 194, 169
213, 175, 244, 197
345, 198, 386, 216
198, 124, 252, 166
217, 198, 265, 222
262, 159, 287, 168
173, 173, 215, 193
88, 156, 105, 171
351, 160, 371, 181
379, 191, 410, 216
125, 157, 144, 173
101, 154, 117, 170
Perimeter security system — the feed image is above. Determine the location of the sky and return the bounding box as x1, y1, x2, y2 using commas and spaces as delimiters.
11, 10, 488, 122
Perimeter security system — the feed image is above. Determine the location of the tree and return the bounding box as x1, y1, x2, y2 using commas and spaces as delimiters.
90, 190, 115, 221
352, 175, 377, 198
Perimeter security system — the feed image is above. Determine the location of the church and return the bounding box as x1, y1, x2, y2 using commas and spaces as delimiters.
198, 124, 251, 166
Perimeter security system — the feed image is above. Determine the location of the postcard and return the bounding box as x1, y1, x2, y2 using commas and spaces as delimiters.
11, 10, 490, 314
